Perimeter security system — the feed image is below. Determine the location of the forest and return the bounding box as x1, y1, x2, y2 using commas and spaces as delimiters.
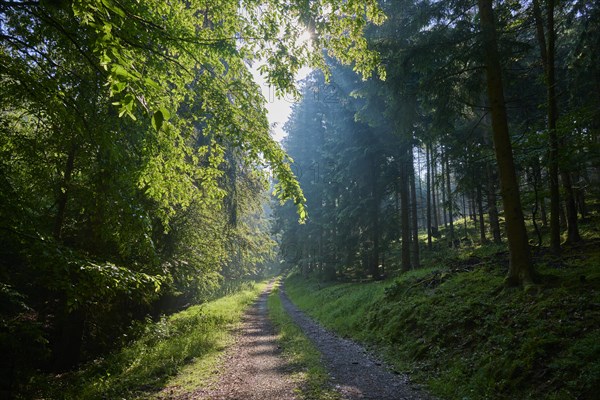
1, 0, 598, 399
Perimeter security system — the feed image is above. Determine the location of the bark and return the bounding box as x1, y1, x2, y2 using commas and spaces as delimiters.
370, 154, 381, 280
462, 192, 468, 238
426, 144, 432, 249
431, 148, 439, 229
486, 161, 502, 243
573, 170, 587, 219
533, 0, 579, 252
477, 0, 535, 285
53, 308, 85, 371
400, 155, 411, 272
561, 171, 581, 243
477, 184, 487, 243
441, 147, 448, 228
53, 144, 76, 240
445, 153, 455, 246
409, 153, 420, 268
533, 160, 549, 226
531, 167, 543, 246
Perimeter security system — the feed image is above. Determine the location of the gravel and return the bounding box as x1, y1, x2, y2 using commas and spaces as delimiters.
279, 285, 436, 400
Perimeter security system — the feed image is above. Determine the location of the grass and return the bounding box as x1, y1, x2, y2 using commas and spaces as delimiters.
267, 280, 340, 400
284, 222, 600, 400
29, 280, 268, 400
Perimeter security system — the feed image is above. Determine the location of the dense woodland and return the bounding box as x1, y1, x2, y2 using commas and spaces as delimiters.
0, 0, 599, 398
275, 0, 599, 282
0, 0, 383, 394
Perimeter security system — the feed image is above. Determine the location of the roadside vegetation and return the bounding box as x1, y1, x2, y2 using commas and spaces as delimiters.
267, 281, 340, 400
284, 217, 600, 400
24, 281, 267, 400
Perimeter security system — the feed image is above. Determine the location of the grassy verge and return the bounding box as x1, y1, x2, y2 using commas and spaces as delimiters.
267, 280, 340, 400
285, 237, 600, 400
30, 280, 268, 400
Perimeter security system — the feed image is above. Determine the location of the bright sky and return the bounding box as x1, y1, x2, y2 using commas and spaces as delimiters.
251, 65, 312, 142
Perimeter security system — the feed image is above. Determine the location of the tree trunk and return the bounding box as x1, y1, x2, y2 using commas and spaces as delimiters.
431, 147, 439, 229
400, 153, 412, 272
561, 171, 581, 243
477, 183, 487, 243
533, 0, 567, 253
426, 144, 432, 249
441, 147, 448, 228
53, 307, 85, 371
53, 144, 76, 240
463, 192, 469, 242
477, 0, 535, 285
445, 153, 455, 246
370, 154, 381, 280
409, 154, 420, 269
486, 161, 502, 243
572, 170, 587, 219
533, 160, 549, 226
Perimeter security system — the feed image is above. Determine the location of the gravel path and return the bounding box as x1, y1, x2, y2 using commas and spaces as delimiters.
175, 281, 434, 400
279, 286, 435, 400
186, 282, 298, 400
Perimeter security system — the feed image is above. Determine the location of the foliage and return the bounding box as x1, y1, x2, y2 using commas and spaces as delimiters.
1, 0, 390, 392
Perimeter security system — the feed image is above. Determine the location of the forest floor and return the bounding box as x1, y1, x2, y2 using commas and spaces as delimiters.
160, 280, 433, 400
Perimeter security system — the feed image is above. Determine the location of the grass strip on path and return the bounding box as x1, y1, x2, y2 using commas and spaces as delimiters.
267, 279, 340, 400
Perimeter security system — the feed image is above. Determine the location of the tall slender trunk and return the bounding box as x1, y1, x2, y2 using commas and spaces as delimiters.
445, 152, 455, 246
533, 0, 580, 252
470, 188, 477, 227
431, 148, 439, 229
477, 0, 534, 285
486, 161, 502, 243
534, 160, 548, 226
426, 144, 432, 249
572, 170, 587, 219
371, 156, 380, 280
462, 192, 468, 238
400, 153, 411, 272
53, 144, 76, 240
561, 172, 581, 243
409, 149, 420, 268
477, 183, 487, 243
441, 147, 448, 228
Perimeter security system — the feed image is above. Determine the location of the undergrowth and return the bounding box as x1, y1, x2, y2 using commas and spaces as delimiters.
267, 281, 340, 400
26, 280, 268, 400
285, 233, 600, 400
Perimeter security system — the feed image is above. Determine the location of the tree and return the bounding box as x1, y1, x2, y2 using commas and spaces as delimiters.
476, 0, 535, 286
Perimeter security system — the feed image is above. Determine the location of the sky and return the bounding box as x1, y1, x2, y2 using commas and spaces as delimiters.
251, 65, 312, 143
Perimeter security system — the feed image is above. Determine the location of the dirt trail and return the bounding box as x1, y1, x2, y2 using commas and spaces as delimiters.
184, 282, 298, 399
280, 286, 435, 400
177, 281, 433, 400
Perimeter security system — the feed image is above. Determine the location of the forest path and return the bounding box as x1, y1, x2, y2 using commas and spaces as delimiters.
279, 285, 435, 400
179, 280, 298, 399
171, 280, 433, 400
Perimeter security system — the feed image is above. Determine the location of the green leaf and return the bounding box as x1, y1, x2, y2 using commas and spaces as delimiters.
152, 110, 164, 131
101, 0, 127, 18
